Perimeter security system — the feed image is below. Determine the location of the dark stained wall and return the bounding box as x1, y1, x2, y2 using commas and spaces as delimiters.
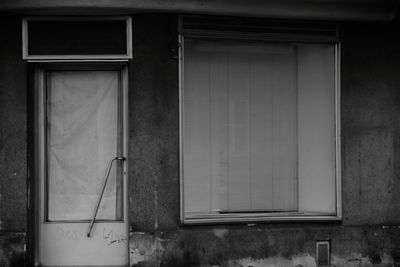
0, 14, 27, 267
341, 20, 400, 225
129, 14, 180, 232
128, 15, 400, 266
0, 15, 27, 232
128, 15, 400, 231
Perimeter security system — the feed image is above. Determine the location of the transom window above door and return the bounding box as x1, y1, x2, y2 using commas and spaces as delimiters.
22, 16, 132, 60
180, 19, 341, 224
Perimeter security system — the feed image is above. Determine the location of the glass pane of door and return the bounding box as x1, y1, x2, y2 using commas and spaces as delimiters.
46, 70, 123, 221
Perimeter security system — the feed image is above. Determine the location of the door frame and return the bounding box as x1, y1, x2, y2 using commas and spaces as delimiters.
29, 61, 129, 266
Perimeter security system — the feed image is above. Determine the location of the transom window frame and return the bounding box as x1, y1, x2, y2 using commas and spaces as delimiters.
178, 19, 342, 225
22, 16, 133, 60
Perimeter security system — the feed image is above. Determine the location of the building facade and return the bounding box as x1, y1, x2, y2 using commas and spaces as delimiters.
0, 1, 400, 266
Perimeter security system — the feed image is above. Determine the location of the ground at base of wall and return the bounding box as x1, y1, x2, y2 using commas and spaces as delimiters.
0, 232, 25, 267
1, 226, 400, 267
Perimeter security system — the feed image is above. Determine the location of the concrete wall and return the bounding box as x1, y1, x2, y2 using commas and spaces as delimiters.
341, 20, 400, 225
1, 13, 400, 267
129, 15, 180, 232
0, 15, 27, 232
128, 17, 400, 267
0, 14, 27, 267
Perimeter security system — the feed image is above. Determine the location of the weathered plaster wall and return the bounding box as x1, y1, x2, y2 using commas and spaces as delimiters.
0, 14, 27, 267
0, 15, 27, 232
130, 226, 400, 267
341, 20, 400, 225
129, 14, 180, 232
129, 16, 400, 267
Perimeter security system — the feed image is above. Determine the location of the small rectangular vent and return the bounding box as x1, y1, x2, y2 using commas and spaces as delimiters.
316, 241, 330, 266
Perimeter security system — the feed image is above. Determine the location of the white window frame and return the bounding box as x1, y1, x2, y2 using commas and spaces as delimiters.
22, 16, 133, 60
179, 32, 342, 225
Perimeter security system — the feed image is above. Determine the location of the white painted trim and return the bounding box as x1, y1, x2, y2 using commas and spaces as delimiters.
178, 33, 185, 225
25, 55, 132, 60
335, 42, 342, 219
35, 66, 45, 266
184, 215, 342, 225
126, 17, 133, 59
27, 59, 129, 63
22, 18, 28, 59
22, 16, 133, 60
122, 65, 130, 266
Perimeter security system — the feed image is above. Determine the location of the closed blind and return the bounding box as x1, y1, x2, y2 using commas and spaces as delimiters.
183, 39, 336, 217
183, 40, 298, 215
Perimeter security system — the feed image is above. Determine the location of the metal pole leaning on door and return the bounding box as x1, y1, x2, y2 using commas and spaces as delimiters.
87, 156, 126, 237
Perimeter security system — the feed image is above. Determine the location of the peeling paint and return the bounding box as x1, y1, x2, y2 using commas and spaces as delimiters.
0, 232, 26, 267
213, 229, 229, 239
226, 254, 316, 267
127, 227, 400, 266
332, 253, 393, 267
129, 232, 164, 266
229, 256, 296, 267
291, 254, 316, 267
130, 248, 146, 265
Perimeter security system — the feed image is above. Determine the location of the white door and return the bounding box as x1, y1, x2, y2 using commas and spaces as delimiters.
35, 65, 129, 266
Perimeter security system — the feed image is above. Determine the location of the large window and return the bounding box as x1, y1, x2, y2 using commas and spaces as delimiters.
181, 37, 340, 223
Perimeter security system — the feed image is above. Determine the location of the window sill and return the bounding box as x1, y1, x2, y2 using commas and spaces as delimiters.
182, 212, 342, 225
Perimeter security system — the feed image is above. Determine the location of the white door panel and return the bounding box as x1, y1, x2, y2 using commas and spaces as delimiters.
35, 66, 129, 266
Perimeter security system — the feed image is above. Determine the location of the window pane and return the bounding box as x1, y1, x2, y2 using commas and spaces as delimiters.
183, 39, 337, 218
183, 39, 299, 216
297, 44, 336, 214
47, 70, 122, 221
28, 20, 127, 55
